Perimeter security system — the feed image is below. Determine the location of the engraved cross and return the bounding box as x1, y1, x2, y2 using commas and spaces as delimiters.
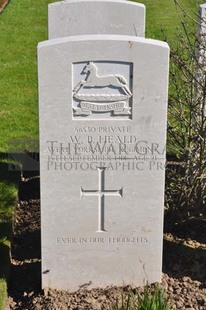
80, 168, 123, 232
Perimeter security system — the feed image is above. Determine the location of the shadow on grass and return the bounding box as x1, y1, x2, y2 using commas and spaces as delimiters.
0, 152, 39, 294
0, 151, 40, 201
0, 154, 21, 232
0, 156, 21, 296
0, 222, 12, 241
0, 242, 10, 280
8, 163, 41, 296
8, 167, 206, 298
0, 158, 21, 185
6, 154, 206, 297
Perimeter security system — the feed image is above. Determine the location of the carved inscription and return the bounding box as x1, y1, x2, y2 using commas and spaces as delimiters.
81, 167, 123, 232
56, 236, 149, 245
46, 125, 166, 172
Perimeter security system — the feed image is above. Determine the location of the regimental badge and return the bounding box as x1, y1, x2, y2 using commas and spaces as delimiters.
72, 61, 133, 119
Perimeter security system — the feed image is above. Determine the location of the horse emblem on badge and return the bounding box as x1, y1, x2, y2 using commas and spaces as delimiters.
72, 61, 133, 119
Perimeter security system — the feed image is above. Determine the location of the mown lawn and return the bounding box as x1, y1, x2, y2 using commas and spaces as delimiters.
0, 1, 55, 308
0, 157, 20, 310
0, 0, 205, 309
0, 0, 204, 153
136, 0, 205, 43
0, 0, 56, 153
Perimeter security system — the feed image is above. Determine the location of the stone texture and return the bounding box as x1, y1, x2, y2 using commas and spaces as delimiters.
48, 0, 145, 39
38, 34, 169, 291
198, 4, 206, 35
196, 4, 206, 118
197, 4, 206, 62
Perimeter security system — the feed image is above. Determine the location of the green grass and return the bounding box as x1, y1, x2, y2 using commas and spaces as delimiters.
0, 0, 56, 153
0, 156, 20, 310
110, 286, 171, 310
0, 2, 56, 306
136, 0, 205, 44
0, 278, 7, 310
0, 0, 205, 308
0, 0, 205, 153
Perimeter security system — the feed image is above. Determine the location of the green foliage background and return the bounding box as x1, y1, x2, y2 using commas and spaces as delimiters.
0, 0, 205, 309
0, 0, 205, 152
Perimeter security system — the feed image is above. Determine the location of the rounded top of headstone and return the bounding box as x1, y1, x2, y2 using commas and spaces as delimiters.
48, 0, 146, 39
49, 0, 145, 8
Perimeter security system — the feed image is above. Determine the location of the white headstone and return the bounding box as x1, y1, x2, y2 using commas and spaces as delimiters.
48, 0, 145, 39
199, 4, 206, 36
38, 34, 169, 291
197, 4, 206, 117
197, 4, 206, 63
